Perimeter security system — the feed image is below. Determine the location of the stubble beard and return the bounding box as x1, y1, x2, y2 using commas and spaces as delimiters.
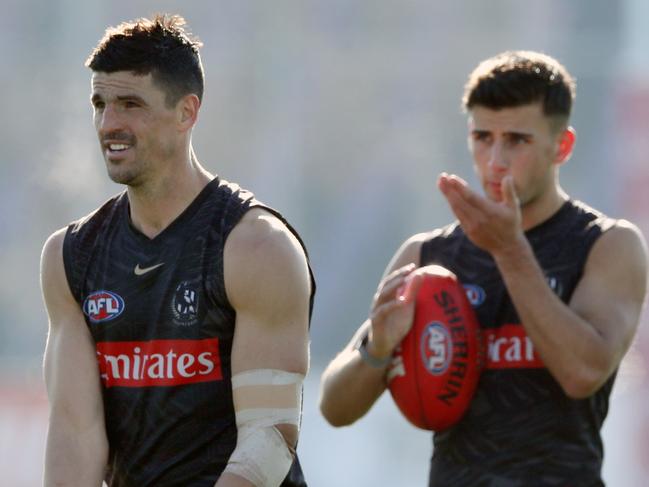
105, 157, 147, 187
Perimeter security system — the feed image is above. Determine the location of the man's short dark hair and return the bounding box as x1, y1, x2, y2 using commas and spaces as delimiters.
463, 51, 576, 128
86, 14, 204, 107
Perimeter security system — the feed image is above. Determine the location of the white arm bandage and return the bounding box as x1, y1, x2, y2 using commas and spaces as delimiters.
223, 369, 304, 487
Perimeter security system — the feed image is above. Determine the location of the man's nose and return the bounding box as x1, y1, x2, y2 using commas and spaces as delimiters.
97, 104, 123, 136
488, 140, 508, 171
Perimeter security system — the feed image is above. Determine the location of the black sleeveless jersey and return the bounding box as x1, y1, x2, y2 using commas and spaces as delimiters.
63, 177, 315, 487
420, 200, 616, 487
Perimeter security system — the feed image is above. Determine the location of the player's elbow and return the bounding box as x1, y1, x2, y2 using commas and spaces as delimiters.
560, 365, 611, 400
320, 408, 357, 428
275, 423, 299, 451
319, 389, 364, 427
319, 396, 353, 427
319, 356, 379, 426
562, 380, 597, 400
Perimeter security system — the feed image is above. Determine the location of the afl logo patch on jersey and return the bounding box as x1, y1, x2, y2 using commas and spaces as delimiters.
420, 322, 452, 375
463, 283, 486, 307
83, 291, 125, 322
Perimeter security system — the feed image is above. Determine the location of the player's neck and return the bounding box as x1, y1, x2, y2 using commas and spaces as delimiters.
520, 185, 569, 232
127, 150, 213, 239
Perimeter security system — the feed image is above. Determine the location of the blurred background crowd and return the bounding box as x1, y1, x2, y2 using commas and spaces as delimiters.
1, 0, 648, 485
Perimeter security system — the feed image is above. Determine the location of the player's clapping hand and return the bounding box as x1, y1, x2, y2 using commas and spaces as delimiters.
437, 172, 525, 257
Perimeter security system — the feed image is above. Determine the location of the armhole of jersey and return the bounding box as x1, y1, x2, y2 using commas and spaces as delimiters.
250, 205, 311, 259
248, 203, 316, 316
61, 224, 81, 305
419, 235, 435, 267
580, 214, 617, 270
216, 194, 316, 322
599, 216, 618, 235
576, 215, 618, 286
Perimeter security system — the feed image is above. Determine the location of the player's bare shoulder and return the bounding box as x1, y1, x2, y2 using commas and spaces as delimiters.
41, 227, 67, 268
41, 228, 70, 306
579, 218, 649, 313
610, 219, 648, 252
40, 226, 89, 333
224, 208, 310, 310
385, 231, 438, 275
588, 219, 648, 273
225, 207, 308, 275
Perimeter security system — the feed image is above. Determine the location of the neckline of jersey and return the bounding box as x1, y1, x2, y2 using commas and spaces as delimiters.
524, 198, 573, 239
120, 176, 221, 245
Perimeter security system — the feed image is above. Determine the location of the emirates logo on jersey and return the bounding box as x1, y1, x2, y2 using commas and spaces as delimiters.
484, 324, 544, 369
96, 338, 222, 387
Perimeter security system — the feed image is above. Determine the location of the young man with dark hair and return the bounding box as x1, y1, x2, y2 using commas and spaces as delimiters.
319, 51, 647, 486
41, 15, 314, 487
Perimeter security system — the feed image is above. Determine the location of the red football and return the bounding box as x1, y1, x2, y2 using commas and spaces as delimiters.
387, 265, 483, 431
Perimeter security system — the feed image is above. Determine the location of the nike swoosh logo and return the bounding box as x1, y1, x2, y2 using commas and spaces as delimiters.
134, 263, 165, 276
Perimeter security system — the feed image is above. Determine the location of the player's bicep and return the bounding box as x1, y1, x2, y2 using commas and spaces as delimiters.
222, 211, 310, 485
569, 223, 648, 362
225, 209, 310, 374
41, 230, 105, 428
381, 232, 427, 278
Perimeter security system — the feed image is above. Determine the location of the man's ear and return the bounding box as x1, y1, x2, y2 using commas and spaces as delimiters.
555, 127, 576, 164
177, 94, 200, 132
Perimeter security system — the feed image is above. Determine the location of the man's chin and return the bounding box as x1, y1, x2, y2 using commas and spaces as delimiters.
104, 158, 140, 185
106, 168, 140, 186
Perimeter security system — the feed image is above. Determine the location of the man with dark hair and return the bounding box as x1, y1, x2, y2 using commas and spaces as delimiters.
85, 15, 205, 107
41, 14, 314, 487
319, 50, 647, 486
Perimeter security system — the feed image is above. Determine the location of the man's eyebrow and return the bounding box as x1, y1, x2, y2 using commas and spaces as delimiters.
504, 130, 534, 138
89, 93, 147, 104
470, 129, 534, 137
115, 95, 147, 104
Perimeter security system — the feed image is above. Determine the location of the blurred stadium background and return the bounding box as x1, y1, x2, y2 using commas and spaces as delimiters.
2, 0, 648, 485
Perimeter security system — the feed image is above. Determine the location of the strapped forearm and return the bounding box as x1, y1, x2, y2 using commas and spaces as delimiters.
221, 369, 304, 487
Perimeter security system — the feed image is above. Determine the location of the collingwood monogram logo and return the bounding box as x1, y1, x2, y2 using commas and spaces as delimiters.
172, 281, 200, 326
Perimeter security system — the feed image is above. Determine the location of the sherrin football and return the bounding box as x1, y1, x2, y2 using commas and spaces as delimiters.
387, 265, 483, 431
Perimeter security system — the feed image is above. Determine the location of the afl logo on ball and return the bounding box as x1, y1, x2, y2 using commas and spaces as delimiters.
463, 284, 486, 307
83, 291, 125, 322
420, 322, 452, 375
